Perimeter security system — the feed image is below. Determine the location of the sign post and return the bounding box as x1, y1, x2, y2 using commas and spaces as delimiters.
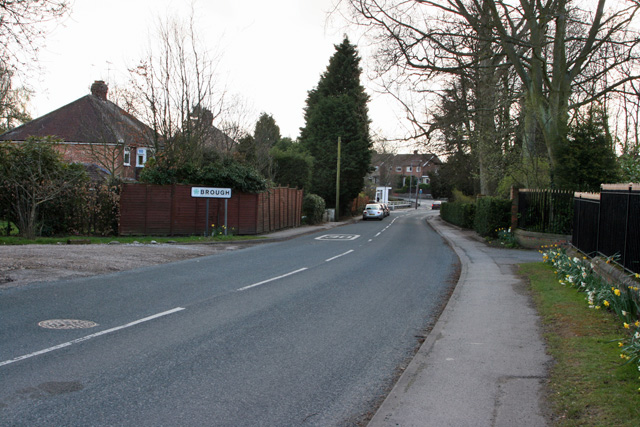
191, 187, 232, 236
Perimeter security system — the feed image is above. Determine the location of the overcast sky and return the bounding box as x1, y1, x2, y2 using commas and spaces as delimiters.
27, 0, 414, 150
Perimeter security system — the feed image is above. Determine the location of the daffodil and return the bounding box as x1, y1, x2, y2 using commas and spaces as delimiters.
604, 300, 610, 307
625, 322, 631, 329
614, 289, 621, 296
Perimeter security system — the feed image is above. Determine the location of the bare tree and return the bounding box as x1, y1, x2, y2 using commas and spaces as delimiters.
127, 7, 226, 167
0, 0, 69, 131
0, 68, 31, 132
0, 0, 69, 69
346, 0, 640, 188
215, 93, 255, 153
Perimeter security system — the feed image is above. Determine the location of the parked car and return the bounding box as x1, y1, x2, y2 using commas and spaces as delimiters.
431, 201, 442, 210
363, 203, 385, 220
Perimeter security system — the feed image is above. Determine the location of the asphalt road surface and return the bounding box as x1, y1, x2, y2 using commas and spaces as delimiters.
0, 209, 458, 426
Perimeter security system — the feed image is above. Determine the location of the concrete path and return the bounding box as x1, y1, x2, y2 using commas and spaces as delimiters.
368, 215, 551, 427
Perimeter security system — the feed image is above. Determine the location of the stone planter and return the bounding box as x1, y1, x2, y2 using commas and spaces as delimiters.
514, 228, 572, 249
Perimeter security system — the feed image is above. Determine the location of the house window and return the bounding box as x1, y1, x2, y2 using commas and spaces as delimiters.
416, 166, 421, 173
395, 166, 402, 172
123, 146, 131, 166
406, 166, 412, 172
136, 148, 147, 168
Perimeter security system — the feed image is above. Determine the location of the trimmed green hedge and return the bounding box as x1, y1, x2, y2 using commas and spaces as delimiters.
474, 197, 511, 238
441, 201, 476, 229
441, 196, 511, 238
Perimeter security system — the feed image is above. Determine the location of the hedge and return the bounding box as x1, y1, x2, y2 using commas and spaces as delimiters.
441, 197, 511, 238
441, 201, 476, 229
473, 196, 512, 238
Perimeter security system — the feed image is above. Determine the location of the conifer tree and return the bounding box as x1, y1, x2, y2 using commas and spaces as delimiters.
300, 36, 372, 215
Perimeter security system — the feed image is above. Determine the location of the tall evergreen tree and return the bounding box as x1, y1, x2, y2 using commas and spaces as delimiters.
300, 36, 373, 215
254, 113, 281, 181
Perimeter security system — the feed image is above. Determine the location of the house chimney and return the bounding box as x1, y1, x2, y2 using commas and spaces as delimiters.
91, 80, 108, 100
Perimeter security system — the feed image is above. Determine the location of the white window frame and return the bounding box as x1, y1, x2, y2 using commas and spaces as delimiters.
136, 148, 147, 168
123, 146, 131, 166
395, 166, 402, 172
416, 166, 421, 173
406, 166, 412, 172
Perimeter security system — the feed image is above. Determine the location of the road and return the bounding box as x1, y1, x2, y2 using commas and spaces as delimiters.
0, 209, 458, 426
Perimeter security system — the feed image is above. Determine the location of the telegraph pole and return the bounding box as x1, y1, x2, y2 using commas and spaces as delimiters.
335, 137, 341, 221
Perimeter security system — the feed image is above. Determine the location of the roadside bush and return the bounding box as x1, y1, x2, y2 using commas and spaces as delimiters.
302, 193, 325, 225
474, 196, 511, 238
441, 201, 475, 229
0, 139, 88, 238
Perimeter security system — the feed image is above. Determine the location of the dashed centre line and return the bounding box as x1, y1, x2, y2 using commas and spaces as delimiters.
4, 218, 402, 367
236, 268, 309, 292
325, 250, 354, 262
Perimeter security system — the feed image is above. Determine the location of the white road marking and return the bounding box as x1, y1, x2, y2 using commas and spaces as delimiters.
0, 307, 186, 367
236, 268, 308, 292
325, 250, 354, 262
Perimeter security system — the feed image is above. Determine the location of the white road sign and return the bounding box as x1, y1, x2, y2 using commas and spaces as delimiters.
191, 187, 232, 198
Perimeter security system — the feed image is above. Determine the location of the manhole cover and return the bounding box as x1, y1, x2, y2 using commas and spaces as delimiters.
38, 319, 99, 330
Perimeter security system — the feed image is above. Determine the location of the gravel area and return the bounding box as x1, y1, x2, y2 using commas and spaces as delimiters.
0, 242, 250, 289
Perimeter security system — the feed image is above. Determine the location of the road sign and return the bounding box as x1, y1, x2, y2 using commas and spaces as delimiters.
191, 187, 232, 198
191, 187, 232, 236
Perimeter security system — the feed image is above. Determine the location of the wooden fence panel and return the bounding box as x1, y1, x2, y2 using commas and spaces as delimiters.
119, 184, 302, 236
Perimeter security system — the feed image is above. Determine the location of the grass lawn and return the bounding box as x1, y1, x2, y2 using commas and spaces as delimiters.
521, 262, 640, 426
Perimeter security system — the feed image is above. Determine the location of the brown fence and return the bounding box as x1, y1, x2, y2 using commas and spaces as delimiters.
119, 184, 303, 236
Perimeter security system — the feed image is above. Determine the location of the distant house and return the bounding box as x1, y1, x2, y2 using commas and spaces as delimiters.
0, 80, 154, 181
368, 151, 442, 188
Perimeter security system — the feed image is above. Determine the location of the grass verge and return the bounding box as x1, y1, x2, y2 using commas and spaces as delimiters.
0, 234, 264, 245
520, 262, 640, 426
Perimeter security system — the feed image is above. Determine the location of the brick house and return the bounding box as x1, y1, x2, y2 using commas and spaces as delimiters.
0, 80, 154, 181
368, 151, 442, 188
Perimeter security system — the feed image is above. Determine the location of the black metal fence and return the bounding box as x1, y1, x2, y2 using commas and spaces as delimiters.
518, 189, 574, 234
573, 184, 640, 274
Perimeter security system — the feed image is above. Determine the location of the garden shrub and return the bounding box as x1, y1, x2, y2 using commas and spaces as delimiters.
474, 196, 511, 238
302, 193, 325, 225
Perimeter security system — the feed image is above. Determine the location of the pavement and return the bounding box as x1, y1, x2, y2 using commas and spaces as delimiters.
262, 208, 551, 426
368, 213, 550, 427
